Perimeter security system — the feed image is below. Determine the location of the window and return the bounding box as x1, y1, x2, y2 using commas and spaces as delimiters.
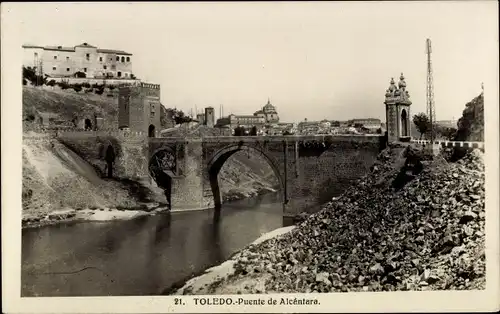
126, 57, 130, 62
121, 56, 125, 62
103, 65, 107, 70
66, 68, 70, 72
116, 56, 119, 61
99, 57, 103, 62
111, 65, 116, 70
34, 52, 38, 57
66, 56, 70, 61
110, 58, 113, 61
52, 66, 56, 70
86, 53, 90, 60
53, 56, 57, 60
117, 71, 122, 77
84, 67, 87, 72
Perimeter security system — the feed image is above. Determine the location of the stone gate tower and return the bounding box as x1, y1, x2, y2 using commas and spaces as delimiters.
119, 82, 162, 137
384, 73, 412, 143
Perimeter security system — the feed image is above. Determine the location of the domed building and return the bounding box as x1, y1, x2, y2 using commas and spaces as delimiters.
253, 98, 280, 124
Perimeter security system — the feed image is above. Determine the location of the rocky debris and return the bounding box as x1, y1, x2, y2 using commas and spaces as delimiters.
217, 145, 485, 293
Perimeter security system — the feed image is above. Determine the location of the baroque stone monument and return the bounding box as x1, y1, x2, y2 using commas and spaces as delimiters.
384, 73, 412, 143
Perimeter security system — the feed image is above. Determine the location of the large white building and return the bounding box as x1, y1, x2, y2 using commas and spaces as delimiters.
23, 42, 134, 79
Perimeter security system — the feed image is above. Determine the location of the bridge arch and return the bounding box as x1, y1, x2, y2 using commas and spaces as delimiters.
206, 144, 285, 209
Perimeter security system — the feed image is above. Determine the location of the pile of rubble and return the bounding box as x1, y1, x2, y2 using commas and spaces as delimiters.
229, 144, 485, 292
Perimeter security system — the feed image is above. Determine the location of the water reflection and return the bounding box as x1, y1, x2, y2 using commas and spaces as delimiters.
22, 192, 285, 296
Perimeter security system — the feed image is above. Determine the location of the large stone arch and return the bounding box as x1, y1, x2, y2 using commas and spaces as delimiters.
206, 144, 285, 209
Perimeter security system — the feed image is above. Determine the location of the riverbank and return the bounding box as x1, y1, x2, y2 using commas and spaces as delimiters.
22, 203, 170, 229
173, 225, 296, 295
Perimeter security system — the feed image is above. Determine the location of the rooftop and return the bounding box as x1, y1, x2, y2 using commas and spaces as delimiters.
23, 42, 132, 55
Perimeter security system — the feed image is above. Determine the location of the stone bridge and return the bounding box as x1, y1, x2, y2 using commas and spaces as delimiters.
58, 131, 387, 216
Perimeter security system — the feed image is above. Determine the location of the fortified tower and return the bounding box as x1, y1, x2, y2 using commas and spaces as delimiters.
119, 82, 162, 137
384, 73, 412, 143
205, 107, 215, 127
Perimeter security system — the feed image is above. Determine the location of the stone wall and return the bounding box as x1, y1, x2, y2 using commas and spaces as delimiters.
57, 132, 148, 181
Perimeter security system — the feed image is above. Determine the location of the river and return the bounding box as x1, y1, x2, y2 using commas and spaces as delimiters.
21, 192, 296, 297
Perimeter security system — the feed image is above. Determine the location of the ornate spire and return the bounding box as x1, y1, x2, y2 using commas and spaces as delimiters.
388, 77, 397, 92
398, 72, 406, 89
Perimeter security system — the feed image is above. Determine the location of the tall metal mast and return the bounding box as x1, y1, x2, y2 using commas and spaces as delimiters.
426, 38, 436, 142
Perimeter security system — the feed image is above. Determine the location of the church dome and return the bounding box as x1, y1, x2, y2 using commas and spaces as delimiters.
263, 98, 277, 113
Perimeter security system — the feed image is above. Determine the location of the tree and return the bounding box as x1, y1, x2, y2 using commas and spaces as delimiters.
163, 108, 193, 125
250, 126, 258, 136
413, 112, 430, 139
234, 126, 246, 136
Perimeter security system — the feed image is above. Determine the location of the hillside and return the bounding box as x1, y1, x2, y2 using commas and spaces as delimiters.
22, 134, 167, 227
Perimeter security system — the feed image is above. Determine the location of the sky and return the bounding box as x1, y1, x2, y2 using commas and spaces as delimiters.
7, 1, 498, 123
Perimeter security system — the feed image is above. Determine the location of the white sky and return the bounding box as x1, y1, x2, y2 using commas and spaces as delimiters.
8, 1, 498, 123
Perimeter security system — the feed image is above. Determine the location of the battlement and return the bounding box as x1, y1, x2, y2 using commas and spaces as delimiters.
140, 82, 160, 89
57, 129, 161, 140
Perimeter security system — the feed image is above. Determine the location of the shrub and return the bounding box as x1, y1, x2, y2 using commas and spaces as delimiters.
72, 84, 82, 92
23, 78, 27, 85
82, 82, 91, 88
95, 88, 104, 95
58, 81, 70, 90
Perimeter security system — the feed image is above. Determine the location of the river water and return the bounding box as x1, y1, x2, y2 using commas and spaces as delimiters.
22, 192, 294, 297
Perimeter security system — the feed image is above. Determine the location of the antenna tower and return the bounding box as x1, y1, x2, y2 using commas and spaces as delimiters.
426, 38, 436, 142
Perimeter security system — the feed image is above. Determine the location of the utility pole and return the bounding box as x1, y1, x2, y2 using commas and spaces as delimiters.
426, 38, 436, 144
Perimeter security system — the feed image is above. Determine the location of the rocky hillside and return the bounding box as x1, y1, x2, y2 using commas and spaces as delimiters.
455, 93, 484, 142
181, 143, 485, 294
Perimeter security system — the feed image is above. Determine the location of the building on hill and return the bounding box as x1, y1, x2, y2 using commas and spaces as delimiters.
118, 82, 161, 137
23, 42, 134, 79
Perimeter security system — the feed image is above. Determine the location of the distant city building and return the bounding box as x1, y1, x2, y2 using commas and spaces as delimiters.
253, 98, 280, 124
22, 42, 134, 79
118, 82, 161, 137
215, 98, 280, 130
436, 120, 458, 129
205, 107, 215, 127
348, 118, 382, 130
196, 113, 206, 123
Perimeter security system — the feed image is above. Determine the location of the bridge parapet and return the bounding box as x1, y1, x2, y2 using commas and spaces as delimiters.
150, 134, 384, 144
411, 139, 485, 151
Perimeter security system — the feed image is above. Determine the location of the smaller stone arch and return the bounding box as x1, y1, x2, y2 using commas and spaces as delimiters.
104, 145, 116, 178
84, 118, 92, 131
